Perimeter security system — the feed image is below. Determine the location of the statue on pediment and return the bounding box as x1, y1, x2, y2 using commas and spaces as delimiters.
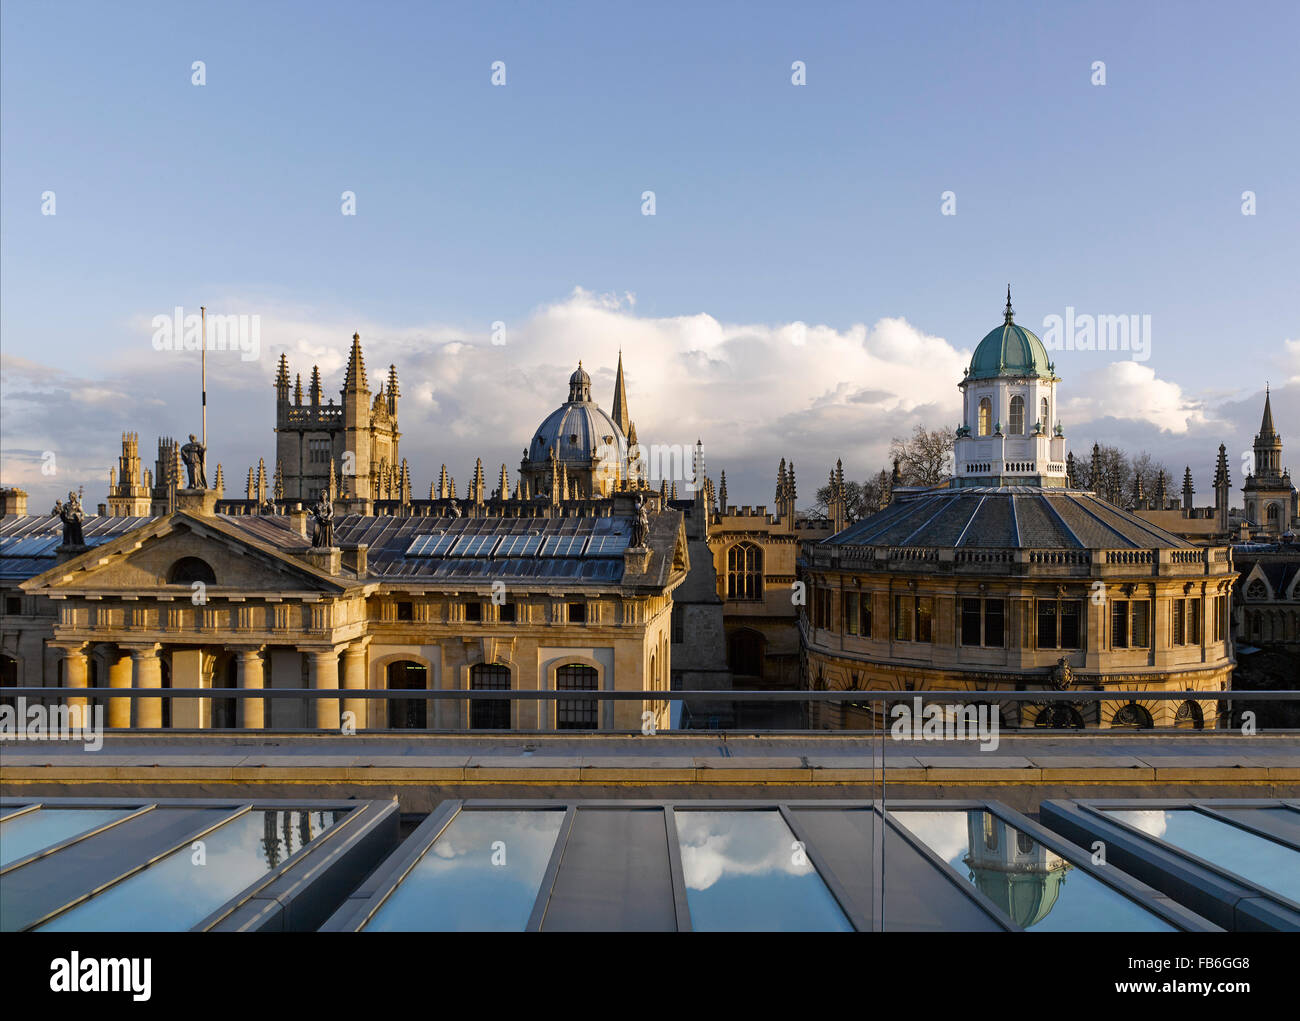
54, 490, 85, 547
631, 493, 649, 549
181, 434, 208, 489
310, 493, 334, 548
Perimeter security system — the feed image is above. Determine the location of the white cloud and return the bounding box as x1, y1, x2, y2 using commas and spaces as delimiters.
1062, 360, 1214, 435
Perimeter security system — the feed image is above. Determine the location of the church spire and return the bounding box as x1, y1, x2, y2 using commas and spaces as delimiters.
612, 349, 631, 435
1259, 384, 1277, 440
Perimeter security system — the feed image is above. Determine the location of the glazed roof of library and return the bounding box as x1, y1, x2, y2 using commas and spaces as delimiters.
822, 487, 1198, 551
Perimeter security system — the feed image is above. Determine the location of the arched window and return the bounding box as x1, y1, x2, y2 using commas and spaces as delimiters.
1246, 579, 1268, 600
978, 398, 992, 436
386, 661, 427, 729
727, 543, 763, 600
1267, 503, 1281, 522
556, 664, 599, 729
1016, 831, 1036, 854
168, 557, 216, 585
983, 812, 999, 851
1174, 700, 1204, 730
1111, 703, 1153, 729
1009, 396, 1025, 435
470, 663, 511, 730
1040, 397, 1049, 430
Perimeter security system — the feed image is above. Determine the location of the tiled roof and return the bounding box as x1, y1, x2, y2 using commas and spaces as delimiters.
824, 488, 1197, 551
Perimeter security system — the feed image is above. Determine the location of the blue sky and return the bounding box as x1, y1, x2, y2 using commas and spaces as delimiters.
2, 0, 1297, 509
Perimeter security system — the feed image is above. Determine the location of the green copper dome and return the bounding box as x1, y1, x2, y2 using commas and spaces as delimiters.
965, 289, 1055, 381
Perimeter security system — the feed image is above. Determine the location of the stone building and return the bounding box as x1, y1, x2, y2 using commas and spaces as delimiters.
802, 296, 1238, 731
273, 334, 402, 503
0, 491, 685, 732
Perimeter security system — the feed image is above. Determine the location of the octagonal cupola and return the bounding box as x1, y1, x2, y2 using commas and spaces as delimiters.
953, 288, 1068, 489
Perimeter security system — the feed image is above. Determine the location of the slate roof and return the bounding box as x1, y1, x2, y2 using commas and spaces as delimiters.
1, 510, 686, 591
824, 488, 1197, 551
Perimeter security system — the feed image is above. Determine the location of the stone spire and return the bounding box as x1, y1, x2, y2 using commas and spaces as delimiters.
1131, 473, 1145, 509
776, 458, 788, 506
327, 458, 337, 500
719, 470, 729, 514
1260, 384, 1277, 440
294, 373, 303, 405
246, 467, 255, 500
214, 463, 224, 495
1182, 466, 1195, 511
387, 364, 400, 416
273, 460, 284, 501
437, 464, 450, 500
342, 333, 369, 393
612, 350, 631, 435
472, 458, 486, 504
1154, 469, 1167, 508
498, 464, 510, 500
274, 354, 290, 402
560, 463, 570, 501
309, 366, 323, 406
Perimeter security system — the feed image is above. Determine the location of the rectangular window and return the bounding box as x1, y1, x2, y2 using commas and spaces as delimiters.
1131, 600, 1150, 648
396, 601, 413, 622
916, 597, 933, 643
893, 595, 913, 642
568, 602, 586, 624
1037, 601, 1058, 649
846, 593, 860, 636
1111, 601, 1128, 649
960, 598, 982, 646
1172, 600, 1185, 646
465, 602, 482, 623
859, 596, 872, 639
499, 602, 516, 623
1059, 601, 1080, 649
1189, 600, 1201, 644
962, 598, 1004, 647
1214, 595, 1225, 641
985, 599, 1005, 647
671, 603, 684, 644
4, 597, 20, 616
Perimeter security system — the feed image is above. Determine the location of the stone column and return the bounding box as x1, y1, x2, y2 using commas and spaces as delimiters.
341, 641, 368, 730
235, 647, 265, 729
107, 649, 134, 728
129, 644, 164, 728
306, 649, 340, 730
52, 642, 89, 715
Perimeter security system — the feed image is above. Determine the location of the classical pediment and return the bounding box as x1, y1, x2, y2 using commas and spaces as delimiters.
20, 512, 350, 596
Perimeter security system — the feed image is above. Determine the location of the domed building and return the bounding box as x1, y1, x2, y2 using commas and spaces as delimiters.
519, 354, 647, 499
802, 292, 1238, 730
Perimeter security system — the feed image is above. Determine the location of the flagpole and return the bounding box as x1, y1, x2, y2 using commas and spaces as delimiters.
200, 305, 207, 451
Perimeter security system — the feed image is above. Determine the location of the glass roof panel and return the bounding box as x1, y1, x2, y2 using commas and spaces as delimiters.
0, 809, 133, 868
38, 809, 343, 931
541, 535, 587, 557
495, 534, 543, 557
451, 534, 501, 557
404, 533, 456, 557
1104, 808, 1300, 902
365, 810, 565, 932
674, 810, 852, 932
893, 810, 1175, 931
